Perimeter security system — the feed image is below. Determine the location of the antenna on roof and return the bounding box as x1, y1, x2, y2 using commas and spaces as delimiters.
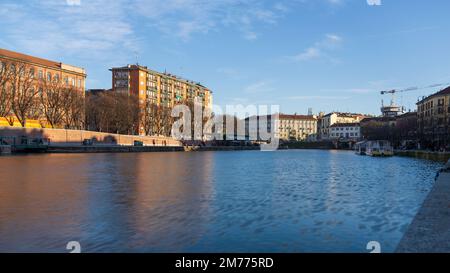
134, 51, 139, 65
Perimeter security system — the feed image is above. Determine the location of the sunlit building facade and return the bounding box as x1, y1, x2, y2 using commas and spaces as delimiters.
318, 112, 367, 140
277, 114, 318, 141
0, 48, 86, 128
110, 65, 213, 135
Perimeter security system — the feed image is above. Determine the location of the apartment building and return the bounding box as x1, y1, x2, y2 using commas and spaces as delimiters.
277, 114, 318, 141
318, 112, 367, 140
0, 48, 86, 128
329, 123, 361, 140
245, 114, 317, 142
417, 86, 450, 149
110, 64, 213, 135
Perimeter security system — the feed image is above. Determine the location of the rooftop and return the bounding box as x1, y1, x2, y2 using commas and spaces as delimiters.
279, 114, 317, 120
361, 116, 396, 123
323, 112, 367, 118
417, 86, 450, 104
111, 64, 210, 91
330, 123, 360, 127
0, 48, 85, 75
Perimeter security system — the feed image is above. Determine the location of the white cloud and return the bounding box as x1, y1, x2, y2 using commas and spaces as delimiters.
132, 0, 291, 40
367, 0, 381, 6
291, 47, 321, 61
287, 95, 351, 100
66, 0, 81, 6
286, 33, 343, 62
244, 80, 275, 94
0, 0, 137, 63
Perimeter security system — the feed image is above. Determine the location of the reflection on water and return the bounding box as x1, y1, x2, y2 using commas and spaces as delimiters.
0, 150, 442, 253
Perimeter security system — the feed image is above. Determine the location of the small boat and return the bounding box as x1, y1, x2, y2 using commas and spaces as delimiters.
355, 141, 367, 155
365, 140, 394, 157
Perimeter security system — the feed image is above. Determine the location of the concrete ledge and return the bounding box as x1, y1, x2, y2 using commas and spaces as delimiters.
395, 150, 450, 162
185, 146, 260, 152
396, 170, 450, 253
47, 145, 184, 153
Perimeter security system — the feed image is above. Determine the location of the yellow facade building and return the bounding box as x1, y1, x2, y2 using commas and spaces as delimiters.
0, 48, 86, 128
276, 114, 318, 141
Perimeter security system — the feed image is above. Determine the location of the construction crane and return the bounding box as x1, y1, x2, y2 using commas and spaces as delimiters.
380, 82, 450, 117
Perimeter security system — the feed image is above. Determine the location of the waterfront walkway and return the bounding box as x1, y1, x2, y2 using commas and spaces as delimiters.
396, 164, 450, 253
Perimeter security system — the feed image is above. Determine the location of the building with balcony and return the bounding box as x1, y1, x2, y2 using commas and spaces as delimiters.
277, 114, 318, 141
110, 64, 213, 136
244, 114, 317, 142
417, 86, 450, 149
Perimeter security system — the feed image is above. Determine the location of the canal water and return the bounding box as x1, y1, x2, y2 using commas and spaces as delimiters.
0, 150, 442, 253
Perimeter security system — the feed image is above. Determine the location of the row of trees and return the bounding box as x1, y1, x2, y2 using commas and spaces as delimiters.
360, 115, 418, 148
0, 60, 84, 129
85, 92, 189, 137
85, 92, 140, 135
1, 59, 237, 139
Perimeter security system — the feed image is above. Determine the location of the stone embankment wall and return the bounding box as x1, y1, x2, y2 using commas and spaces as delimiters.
395, 150, 450, 162
0, 126, 181, 147
396, 159, 450, 253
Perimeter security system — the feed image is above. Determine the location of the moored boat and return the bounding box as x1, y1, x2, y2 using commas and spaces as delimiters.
365, 140, 394, 157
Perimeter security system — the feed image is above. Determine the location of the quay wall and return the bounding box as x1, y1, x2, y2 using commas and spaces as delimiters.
0, 126, 181, 147
185, 146, 260, 152
396, 161, 450, 253
395, 150, 450, 162
48, 145, 184, 153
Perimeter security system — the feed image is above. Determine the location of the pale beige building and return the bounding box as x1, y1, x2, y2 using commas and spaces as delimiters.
276, 114, 318, 141
318, 112, 367, 140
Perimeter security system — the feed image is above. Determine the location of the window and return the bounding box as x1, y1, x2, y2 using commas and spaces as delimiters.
29, 68, 35, 78
38, 70, 43, 79
64, 76, 69, 85
78, 79, 82, 87
55, 74, 59, 82
47, 72, 52, 81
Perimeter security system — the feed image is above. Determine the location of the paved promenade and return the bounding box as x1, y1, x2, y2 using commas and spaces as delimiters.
396, 162, 450, 253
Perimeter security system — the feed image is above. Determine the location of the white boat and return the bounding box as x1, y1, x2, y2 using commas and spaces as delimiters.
365, 140, 394, 157
355, 141, 367, 155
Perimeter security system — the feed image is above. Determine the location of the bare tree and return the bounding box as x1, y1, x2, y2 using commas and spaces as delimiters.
140, 99, 153, 135
38, 79, 68, 128
0, 60, 13, 121
9, 62, 39, 127
62, 88, 85, 130
85, 92, 139, 135
112, 93, 139, 135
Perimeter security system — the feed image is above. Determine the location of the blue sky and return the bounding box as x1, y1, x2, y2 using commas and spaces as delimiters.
1, 0, 449, 115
